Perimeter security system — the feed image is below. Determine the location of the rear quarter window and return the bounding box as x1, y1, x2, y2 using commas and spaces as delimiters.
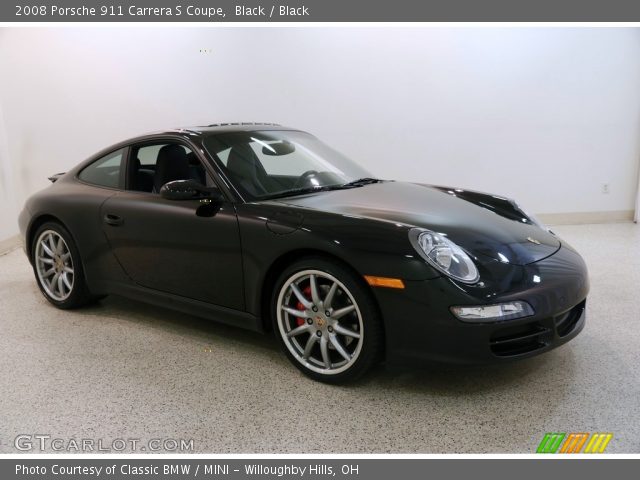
78, 148, 125, 188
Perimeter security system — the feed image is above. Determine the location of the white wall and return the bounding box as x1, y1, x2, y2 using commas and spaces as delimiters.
0, 92, 15, 240
1, 27, 639, 240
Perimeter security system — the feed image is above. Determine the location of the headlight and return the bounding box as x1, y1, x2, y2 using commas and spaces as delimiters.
409, 228, 479, 283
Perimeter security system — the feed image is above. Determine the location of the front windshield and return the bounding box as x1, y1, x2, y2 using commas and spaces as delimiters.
203, 130, 374, 200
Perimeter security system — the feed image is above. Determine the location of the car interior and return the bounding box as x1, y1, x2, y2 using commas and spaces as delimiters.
214, 140, 344, 198
128, 143, 210, 193
126, 138, 345, 200
224, 143, 287, 196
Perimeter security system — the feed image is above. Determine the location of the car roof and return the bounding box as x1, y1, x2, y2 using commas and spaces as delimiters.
86, 123, 305, 165
168, 122, 300, 136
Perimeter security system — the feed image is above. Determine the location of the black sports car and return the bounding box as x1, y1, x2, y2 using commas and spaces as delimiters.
18, 123, 589, 382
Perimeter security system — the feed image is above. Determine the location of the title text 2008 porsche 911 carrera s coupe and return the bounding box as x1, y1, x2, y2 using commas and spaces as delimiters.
18, 123, 589, 382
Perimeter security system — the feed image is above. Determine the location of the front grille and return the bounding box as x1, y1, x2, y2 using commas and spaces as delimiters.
490, 323, 552, 357
554, 300, 586, 337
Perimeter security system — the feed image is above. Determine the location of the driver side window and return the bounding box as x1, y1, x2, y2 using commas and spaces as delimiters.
127, 142, 213, 193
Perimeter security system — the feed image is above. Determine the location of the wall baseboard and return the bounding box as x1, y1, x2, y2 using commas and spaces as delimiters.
537, 210, 635, 226
0, 235, 20, 255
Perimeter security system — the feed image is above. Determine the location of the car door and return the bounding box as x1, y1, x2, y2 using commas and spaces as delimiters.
99, 139, 244, 310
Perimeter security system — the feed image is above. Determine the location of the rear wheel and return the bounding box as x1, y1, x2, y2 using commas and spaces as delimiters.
272, 257, 383, 383
31, 222, 96, 309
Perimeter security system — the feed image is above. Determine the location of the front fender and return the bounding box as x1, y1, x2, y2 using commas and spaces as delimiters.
237, 203, 441, 317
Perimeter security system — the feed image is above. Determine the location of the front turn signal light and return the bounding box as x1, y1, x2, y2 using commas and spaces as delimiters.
364, 275, 405, 289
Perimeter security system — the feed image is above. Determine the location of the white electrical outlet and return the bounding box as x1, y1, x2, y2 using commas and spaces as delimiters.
602, 183, 610, 194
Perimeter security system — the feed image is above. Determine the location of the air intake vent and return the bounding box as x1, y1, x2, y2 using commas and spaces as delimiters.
490, 323, 552, 357
554, 300, 586, 337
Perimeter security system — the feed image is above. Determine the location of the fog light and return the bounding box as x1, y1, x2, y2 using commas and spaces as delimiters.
451, 301, 534, 322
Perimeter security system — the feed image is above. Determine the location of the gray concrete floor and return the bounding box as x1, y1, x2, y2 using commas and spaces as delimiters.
0, 223, 639, 453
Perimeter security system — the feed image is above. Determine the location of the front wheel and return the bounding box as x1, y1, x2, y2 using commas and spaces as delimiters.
272, 258, 383, 383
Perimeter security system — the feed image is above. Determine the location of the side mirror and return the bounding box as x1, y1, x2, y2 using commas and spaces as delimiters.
160, 179, 223, 202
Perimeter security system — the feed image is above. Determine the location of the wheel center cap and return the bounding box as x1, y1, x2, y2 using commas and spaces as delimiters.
316, 317, 325, 327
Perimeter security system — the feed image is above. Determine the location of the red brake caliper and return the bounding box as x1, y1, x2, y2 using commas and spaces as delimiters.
296, 285, 312, 326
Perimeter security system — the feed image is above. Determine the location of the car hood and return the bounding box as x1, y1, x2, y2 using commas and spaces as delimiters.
277, 181, 560, 266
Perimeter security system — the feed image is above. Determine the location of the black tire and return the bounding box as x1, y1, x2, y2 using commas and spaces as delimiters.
272, 256, 383, 383
30, 221, 97, 309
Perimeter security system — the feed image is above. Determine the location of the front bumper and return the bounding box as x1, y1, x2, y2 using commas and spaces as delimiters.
376, 243, 589, 366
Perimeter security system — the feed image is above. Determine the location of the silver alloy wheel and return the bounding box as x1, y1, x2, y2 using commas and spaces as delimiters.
276, 269, 364, 375
34, 229, 75, 302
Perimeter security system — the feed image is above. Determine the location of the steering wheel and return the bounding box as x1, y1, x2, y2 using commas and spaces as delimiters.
293, 170, 319, 188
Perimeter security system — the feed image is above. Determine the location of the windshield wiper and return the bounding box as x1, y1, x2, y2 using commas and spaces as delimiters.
260, 178, 383, 201
340, 177, 382, 188
261, 185, 338, 200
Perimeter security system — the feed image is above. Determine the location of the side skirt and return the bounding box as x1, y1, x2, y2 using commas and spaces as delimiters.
104, 280, 264, 332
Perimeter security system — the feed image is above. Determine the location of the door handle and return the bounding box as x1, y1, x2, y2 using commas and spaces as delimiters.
103, 214, 124, 226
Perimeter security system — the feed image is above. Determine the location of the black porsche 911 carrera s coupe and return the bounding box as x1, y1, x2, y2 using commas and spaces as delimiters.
18, 123, 589, 382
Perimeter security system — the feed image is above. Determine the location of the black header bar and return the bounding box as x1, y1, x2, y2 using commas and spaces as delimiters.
2, 458, 639, 480
4, 0, 640, 22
